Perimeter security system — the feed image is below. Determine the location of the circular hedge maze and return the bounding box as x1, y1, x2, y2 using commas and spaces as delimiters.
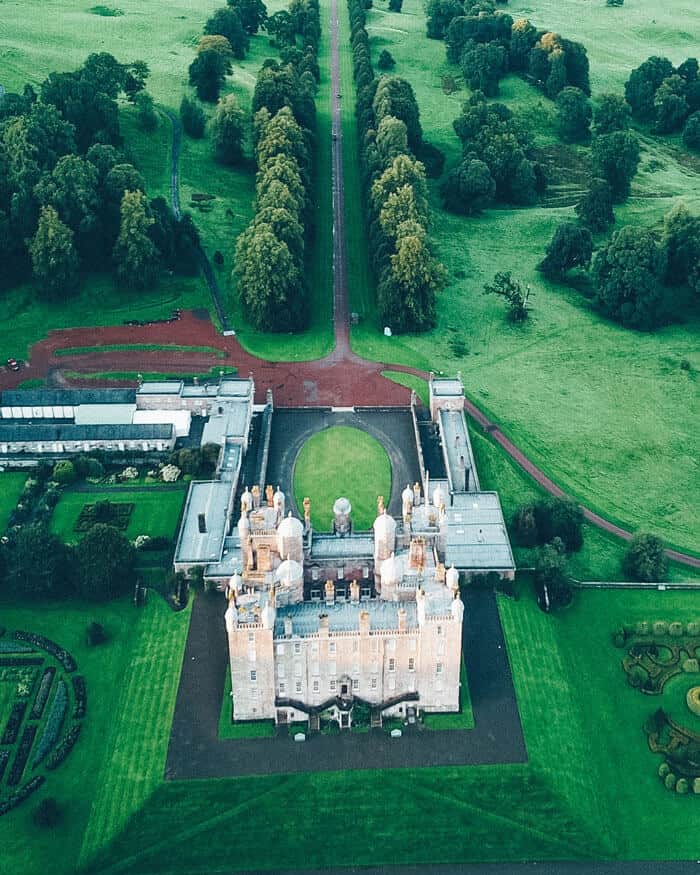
0, 628, 85, 817
615, 619, 700, 795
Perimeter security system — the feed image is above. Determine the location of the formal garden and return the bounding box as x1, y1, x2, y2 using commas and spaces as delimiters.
614, 620, 700, 793
0, 627, 86, 818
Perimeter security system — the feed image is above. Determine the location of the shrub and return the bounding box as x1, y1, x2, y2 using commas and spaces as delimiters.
180, 95, 206, 138
1, 701, 28, 745
32, 797, 62, 828
8, 723, 38, 785
0, 776, 45, 817
693, 777, 700, 794
86, 622, 107, 646
652, 621, 669, 637
658, 761, 671, 778
378, 50, 396, 71
676, 778, 689, 794
611, 628, 626, 648
33, 680, 68, 767
664, 772, 677, 790
72, 675, 87, 719
682, 658, 699, 673
669, 621, 684, 637
686, 621, 700, 636
14, 631, 76, 671
635, 621, 651, 636
46, 724, 81, 769
30, 667, 56, 720
52, 460, 76, 484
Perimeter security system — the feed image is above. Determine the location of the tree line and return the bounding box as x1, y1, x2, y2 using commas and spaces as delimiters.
234, 0, 321, 331
349, 0, 446, 332
0, 54, 199, 298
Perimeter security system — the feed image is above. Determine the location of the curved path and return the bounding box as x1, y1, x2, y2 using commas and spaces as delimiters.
0, 28, 697, 569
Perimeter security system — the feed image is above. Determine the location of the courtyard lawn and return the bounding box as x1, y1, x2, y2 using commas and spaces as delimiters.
346, 0, 700, 557
0, 595, 190, 875
50, 487, 187, 545
423, 655, 474, 730
0, 472, 26, 532
293, 425, 392, 531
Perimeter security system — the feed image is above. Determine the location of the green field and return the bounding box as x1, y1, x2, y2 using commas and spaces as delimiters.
0, 472, 27, 532
346, 0, 700, 556
50, 487, 187, 544
293, 425, 392, 531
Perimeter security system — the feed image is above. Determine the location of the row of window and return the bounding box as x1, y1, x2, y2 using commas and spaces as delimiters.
252, 661, 443, 684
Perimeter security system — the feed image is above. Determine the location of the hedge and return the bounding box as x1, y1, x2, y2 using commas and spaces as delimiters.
7, 723, 38, 785
33, 680, 68, 768
0, 776, 45, 818
72, 675, 87, 719
46, 724, 81, 770
30, 667, 56, 720
1, 701, 28, 745
13, 632, 76, 672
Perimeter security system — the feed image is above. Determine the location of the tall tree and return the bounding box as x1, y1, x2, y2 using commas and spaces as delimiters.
661, 203, 700, 290
75, 524, 137, 601
591, 130, 640, 202
204, 7, 250, 59
591, 226, 667, 329
211, 93, 246, 165
180, 94, 207, 138
555, 86, 591, 142
624, 56, 674, 120
28, 205, 79, 298
112, 189, 159, 289
575, 178, 615, 232
373, 76, 423, 152
539, 222, 593, 278
440, 158, 495, 215
188, 49, 228, 102
593, 93, 631, 135
6, 524, 73, 596
33, 154, 101, 255
228, 0, 267, 34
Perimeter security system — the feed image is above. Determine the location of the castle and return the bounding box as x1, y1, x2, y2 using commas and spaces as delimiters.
221, 377, 515, 729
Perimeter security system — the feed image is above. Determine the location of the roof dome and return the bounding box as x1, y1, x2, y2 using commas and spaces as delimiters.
273, 487, 285, 507
275, 557, 303, 584
446, 564, 459, 589
373, 510, 396, 537
241, 486, 252, 508
278, 511, 303, 539
381, 552, 402, 585
402, 484, 413, 504
333, 496, 351, 516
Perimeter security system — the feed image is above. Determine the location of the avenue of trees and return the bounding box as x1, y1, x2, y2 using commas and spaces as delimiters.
0, 54, 199, 297
234, 0, 320, 331
349, 0, 446, 331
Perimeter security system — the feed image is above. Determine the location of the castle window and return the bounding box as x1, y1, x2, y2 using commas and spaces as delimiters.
311, 567, 319, 581
329, 642, 336, 654
311, 589, 321, 601
330, 680, 337, 692
278, 665, 286, 679
361, 586, 371, 599
276, 643, 285, 655
294, 642, 301, 654
295, 680, 302, 693
352, 678, 359, 691
279, 682, 286, 694
248, 632, 255, 643
436, 662, 443, 674
250, 670, 257, 683
371, 677, 377, 690
294, 663, 302, 677
313, 680, 319, 693
388, 658, 395, 672
362, 566, 369, 579
408, 657, 415, 672
437, 625, 443, 636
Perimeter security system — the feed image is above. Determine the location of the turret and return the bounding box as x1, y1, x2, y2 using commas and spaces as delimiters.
451, 591, 464, 623
333, 497, 352, 535
446, 564, 459, 593
273, 486, 285, 519
373, 510, 396, 561
277, 512, 304, 562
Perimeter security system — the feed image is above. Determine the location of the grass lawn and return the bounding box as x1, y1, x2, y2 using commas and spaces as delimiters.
293, 425, 392, 531
423, 655, 474, 730
380, 370, 430, 406
53, 344, 226, 358
347, 0, 700, 556
0, 595, 190, 875
50, 487, 187, 544
0, 472, 26, 532
218, 671, 276, 739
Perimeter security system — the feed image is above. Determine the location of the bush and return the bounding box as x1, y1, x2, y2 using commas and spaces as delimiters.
635, 621, 651, 636
72, 675, 87, 719
32, 680, 68, 767
658, 761, 671, 778
664, 772, 677, 790
693, 777, 700, 794
669, 621, 684, 637
32, 797, 62, 828
86, 621, 107, 646
180, 94, 206, 138
652, 620, 669, 637
52, 460, 76, 484
30, 667, 56, 720
676, 778, 689, 794
46, 724, 81, 769
378, 50, 395, 71
611, 628, 626, 648
686, 621, 700, 636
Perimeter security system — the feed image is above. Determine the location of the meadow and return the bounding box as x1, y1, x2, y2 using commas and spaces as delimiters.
345, 0, 700, 556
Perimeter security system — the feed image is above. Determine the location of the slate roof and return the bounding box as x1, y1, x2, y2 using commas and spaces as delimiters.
0, 423, 172, 442
0, 389, 136, 406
